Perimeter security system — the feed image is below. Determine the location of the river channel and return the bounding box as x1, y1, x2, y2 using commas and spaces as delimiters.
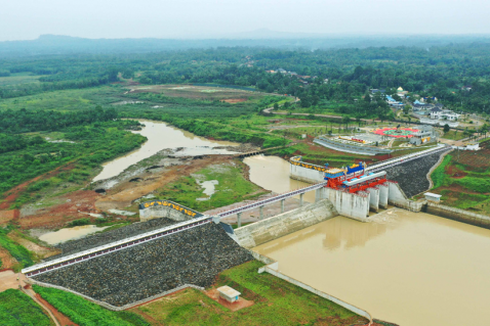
93, 120, 238, 182
243, 155, 316, 202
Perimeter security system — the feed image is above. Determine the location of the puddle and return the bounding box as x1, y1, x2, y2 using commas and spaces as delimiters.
39, 225, 111, 245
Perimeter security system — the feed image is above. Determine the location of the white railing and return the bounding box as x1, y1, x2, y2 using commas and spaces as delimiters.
22, 216, 212, 276
218, 182, 328, 218
366, 144, 450, 173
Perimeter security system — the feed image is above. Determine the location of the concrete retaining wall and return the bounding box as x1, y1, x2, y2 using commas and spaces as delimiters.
290, 163, 325, 184
252, 251, 373, 323
314, 137, 392, 156
387, 181, 424, 212
29, 278, 204, 311
426, 203, 490, 229
234, 199, 338, 249
317, 188, 370, 221
139, 200, 202, 222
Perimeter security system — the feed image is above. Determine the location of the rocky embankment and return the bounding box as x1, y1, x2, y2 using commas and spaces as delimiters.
44, 218, 178, 261
384, 153, 441, 198
33, 223, 253, 306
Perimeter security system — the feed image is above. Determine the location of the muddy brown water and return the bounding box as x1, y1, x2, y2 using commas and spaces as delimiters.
244, 155, 490, 325
93, 120, 238, 182
39, 225, 111, 245
243, 155, 316, 202
254, 209, 490, 326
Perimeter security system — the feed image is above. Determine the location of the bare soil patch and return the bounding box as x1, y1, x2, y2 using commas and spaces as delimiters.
221, 98, 247, 103
96, 155, 234, 212
446, 165, 468, 179
0, 248, 18, 271
127, 84, 262, 101
0, 209, 19, 225
453, 148, 490, 170
17, 190, 102, 229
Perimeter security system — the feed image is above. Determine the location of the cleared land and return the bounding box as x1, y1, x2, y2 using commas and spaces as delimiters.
0, 73, 43, 87
126, 84, 265, 102
429, 140, 490, 214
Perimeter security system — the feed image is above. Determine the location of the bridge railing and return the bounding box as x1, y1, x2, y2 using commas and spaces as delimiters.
218, 181, 328, 218
367, 144, 450, 173
22, 216, 212, 276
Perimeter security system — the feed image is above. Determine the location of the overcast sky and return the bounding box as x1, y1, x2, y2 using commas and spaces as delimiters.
1, 0, 490, 41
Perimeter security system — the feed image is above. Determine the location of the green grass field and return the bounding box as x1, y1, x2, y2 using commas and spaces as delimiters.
155, 161, 268, 212
33, 285, 149, 326
0, 73, 43, 87
132, 260, 367, 326
0, 289, 53, 326
0, 86, 122, 112
441, 130, 466, 141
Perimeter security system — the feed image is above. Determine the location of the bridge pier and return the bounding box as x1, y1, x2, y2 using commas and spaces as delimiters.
237, 212, 242, 228
300, 193, 304, 207
315, 188, 322, 203
260, 206, 264, 219
281, 199, 285, 213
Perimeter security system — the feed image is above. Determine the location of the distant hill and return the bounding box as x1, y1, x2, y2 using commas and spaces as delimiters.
0, 33, 489, 57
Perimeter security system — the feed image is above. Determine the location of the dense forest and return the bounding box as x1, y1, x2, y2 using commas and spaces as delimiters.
1, 42, 490, 116
1, 38, 490, 194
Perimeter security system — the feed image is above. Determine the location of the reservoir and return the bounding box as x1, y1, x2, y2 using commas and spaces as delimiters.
244, 154, 490, 325
254, 209, 490, 326
93, 120, 238, 182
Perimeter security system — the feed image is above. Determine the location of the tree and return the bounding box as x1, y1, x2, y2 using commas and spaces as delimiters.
443, 124, 450, 133
403, 105, 411, 115
273, 103, 279, 110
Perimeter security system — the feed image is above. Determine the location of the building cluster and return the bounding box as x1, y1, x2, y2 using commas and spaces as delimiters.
408, 125, 438, 146
266, 68, 324, 85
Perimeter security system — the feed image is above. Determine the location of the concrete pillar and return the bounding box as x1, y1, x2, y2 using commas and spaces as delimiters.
379, 184, 389, 209
300, 193, 304, 207
367, 187, 380, 212
281, 199, 285, 213
237, 213, 242, 228
260, 206, 264, 220
315, 188, 323, 203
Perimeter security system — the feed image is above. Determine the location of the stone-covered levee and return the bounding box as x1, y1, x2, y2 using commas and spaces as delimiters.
33, 223, 253, 306
44, 217, 178, 262
384, 153, 441, 197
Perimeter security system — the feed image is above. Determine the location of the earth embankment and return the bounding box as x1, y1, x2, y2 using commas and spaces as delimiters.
33, 223, 253, 307
384, 153, 441, 198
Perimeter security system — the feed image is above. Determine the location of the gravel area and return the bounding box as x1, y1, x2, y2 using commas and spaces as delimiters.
43, 217, 178, 261
33, 223, 253, 306
385, 153, 441, 198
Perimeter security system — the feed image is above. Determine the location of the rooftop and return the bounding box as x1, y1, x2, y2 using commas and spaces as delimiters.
217, 286, 241, 298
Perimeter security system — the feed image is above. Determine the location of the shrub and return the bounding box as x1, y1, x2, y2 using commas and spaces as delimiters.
67, 218, 91, 227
